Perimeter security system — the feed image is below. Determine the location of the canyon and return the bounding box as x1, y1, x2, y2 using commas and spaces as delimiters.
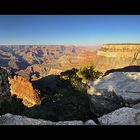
1, 44, 140, 125
0, 45, 98, 80
2, 44, 140, 79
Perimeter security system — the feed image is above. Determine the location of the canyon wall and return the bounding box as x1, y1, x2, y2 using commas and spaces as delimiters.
0, 67, 10, 96
95, 44, 140, 72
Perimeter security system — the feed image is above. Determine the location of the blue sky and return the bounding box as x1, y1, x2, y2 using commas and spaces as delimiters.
0, 15, 140, 45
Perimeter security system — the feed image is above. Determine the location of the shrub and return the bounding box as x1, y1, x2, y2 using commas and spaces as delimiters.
76, 65, 103, 83
60, 65, 103, 85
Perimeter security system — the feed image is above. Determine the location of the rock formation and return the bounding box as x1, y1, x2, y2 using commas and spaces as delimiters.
0, 113, 97, 125
8, 75, 41, 107
84, 120, 97, 125
88, 89, 124, 117
98, 107, 140, 125
88, 72, 140, 105
132, 102, 140, 110
0, 67, 10, 95
95, 44, 140, 72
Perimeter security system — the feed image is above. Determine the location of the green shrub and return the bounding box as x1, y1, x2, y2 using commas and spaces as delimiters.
76, 65, 103, 83
60, 65, 103, 85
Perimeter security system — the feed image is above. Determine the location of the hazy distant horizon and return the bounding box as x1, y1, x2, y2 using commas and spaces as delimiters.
0, 15, 140, 45
1, 43, 140, 46
0, 44, 103, 47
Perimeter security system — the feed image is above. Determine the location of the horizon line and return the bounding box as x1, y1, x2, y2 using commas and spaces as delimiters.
0, 44, 102, 46
1, 43, 140, 46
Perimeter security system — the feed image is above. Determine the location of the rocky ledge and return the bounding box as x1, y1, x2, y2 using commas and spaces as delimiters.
98, 107, 140, 125
0, 113, 96, 125
1, 107, 140, 125
88, 72, 140, 105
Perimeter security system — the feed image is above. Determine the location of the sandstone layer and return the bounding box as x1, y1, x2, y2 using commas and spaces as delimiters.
95, 44, 140, 72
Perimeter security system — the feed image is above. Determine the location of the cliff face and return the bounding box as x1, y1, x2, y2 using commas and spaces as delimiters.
0, 67, 10, 95
8, 75, 41, 107
95, 44, 140, 72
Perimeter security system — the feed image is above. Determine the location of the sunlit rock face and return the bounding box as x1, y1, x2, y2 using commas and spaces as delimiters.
0, 67, 10, 95
95, 44, 140, 72
8, 75, 41, 107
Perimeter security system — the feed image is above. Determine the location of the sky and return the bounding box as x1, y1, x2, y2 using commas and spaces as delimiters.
0, 15, 140, 46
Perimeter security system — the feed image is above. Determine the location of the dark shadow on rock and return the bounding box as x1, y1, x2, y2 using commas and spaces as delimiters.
32, 75, 58, 92
24, 74, 95, 122
89, 89, 125, 118
104, 65, 140, 76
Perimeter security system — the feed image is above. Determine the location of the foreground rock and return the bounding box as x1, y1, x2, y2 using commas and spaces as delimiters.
0, 67, 10, 95
87, 88, 124, 117
0, 113, 86, 125
132, 102, 140, 110
8, 75, 41, 107
55, 121, 84, 125
0, 67, 11, 106
0, 113, 52, 125
98, 107, 140, 125
88, 72, 140, 105
85, 120, 97, 125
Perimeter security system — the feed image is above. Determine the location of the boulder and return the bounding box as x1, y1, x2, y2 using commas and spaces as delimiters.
88, 72, 140, 105
85, 120, 97, 125
0, 113, 84, 125
88, 89, 124, 117
55, 121, 84, 125
98, 107, 140, 125
132, 102, 140, 110
0, 113, 52, 125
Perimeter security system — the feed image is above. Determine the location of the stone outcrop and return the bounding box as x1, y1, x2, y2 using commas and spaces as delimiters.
8, 75, 41, 107
95, 44, 140, 72
85, 120, 97, 125
0, 113, 50, 125
55, 121, 84, 125
132, 102, 140, 110
88, 72, 140, 105
98, 107, 140, 125
0, 113, 97, 125
0, 67, 10, 95
88, 89, 124, 117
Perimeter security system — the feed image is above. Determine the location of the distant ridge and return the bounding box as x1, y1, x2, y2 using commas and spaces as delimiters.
104, 43, 140, 45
